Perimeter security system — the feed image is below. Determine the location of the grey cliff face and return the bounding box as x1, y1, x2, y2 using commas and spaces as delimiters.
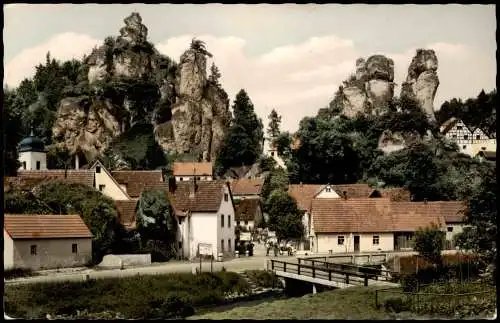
401, 49, 439, 122
52, 98, 122, 161
156, 41, 231, 162
340, 55, 395, 117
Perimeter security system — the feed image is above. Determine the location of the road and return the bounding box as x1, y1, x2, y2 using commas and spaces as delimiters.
5, 243, 295, 286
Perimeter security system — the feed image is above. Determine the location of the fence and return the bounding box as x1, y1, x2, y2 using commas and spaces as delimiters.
375, 280, 496, 315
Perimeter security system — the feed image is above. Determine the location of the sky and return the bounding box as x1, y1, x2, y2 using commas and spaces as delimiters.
4, 4, 496, 132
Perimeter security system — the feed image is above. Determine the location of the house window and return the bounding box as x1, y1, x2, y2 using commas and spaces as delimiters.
180, 177, 183, 181
228, 215, 231, 228
447, 226, 453, 232
452, 135, 457, 139
271, 152, 275, 156
325, 187, 331, 192
96, 166, 101, 173
228, 239, 231, 252
481, 147, 486, 150
221, 239, 225, 252
179, 241, 182, 249
224, 193, 229, 201
462, 145, 467, 150
407, 235, 413, 241
72, 244, 78, 254
22, 161, 26, 170
244, 220, 248, 225
457, 126, 463, 130
30, 245, 37, 255
373, 235, 380, 245
196, 176, 200, 180
338, 236, 345, 245
463, 135, 468, 140
476, 135, 481, 140
36, 161, 41, 170
221, 214, 224, 228
99, 184, 105, 192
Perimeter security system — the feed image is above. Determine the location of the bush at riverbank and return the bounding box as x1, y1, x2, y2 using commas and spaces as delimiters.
244, 270, 283, 288
4, 268, 37, 279
4, 271, 252, 319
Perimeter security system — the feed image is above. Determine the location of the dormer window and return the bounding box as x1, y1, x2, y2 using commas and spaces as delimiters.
96, 166, 101, 173
325, 187, 331, 193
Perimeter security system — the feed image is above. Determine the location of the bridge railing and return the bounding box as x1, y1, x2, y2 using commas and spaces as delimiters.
297, 258, 397, 281
269, 259, 382, 287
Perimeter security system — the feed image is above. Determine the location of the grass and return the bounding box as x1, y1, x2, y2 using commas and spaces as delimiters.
190, 286, 397, 320
189, 280, 496, 320
4, 271, 251, 319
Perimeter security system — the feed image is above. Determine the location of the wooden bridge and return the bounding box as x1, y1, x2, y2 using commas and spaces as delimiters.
267, 259, 399, 293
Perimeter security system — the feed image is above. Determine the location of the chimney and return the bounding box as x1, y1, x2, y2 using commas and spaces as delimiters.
168, 176, 177, 194
343, 191, 347, 200
300, 182, 303, 187
189, 179, 198, 198
424, 198, 428, 204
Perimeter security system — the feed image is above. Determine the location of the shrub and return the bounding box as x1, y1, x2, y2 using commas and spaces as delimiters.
414, 223, 445, 266
4, 268, 36, 279
384, 297, 409, 313
244, 270, 282, 288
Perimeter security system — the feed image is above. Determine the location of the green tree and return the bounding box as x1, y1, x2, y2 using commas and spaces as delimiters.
265, 189, 304, 243
274, 131, 293, 160
3, 87, 23, 176
7, 181, 119, 262
208, 63, 222, 87
215, 89, 264, 175
456, 167, 496, 266
267, 109, 281, 138
136, 189, 178, 260
414, 223, 445, 266
261, 167, 289, 204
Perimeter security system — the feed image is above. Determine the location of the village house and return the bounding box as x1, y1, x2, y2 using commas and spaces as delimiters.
234, 198, 263, 231
223, 163, 264, 180
288, 183, 395, 250
169, 180, 236, 260
262, 136, 287, 169
230, 178, 264, 200
309, 198, 466, 253
4, 214, 93, 270
172, 162, 213, 182
440, 117, 496, 156
17, 129, 48, 171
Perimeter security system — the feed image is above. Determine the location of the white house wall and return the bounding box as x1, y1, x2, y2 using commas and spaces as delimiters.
94, 167, 129, 201
175, 176, 212, 182
316, 232, 393, 253
472, 139, 497, 156
315, 186, 341, 198
217, 185, 236, 256
18, 151, 47, 171
4, 230, 14, 270
445, 223, 465, 243
189, 212, 218, 259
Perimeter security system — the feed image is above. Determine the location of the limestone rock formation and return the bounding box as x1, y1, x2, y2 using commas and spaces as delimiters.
155, 39, 231, 162
52, 97, 122, 161
52, 13, 230, 166
336, 55, 395, 118
377, 129, 420, 154
400, 49, 439, 122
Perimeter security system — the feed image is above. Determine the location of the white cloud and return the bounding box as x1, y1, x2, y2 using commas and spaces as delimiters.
5, 32, 495, 133
4, 32, 101, 87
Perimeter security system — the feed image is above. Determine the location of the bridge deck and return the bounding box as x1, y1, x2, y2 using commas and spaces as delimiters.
268, 259, 399, 289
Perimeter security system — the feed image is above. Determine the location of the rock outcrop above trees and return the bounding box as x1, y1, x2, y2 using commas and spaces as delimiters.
400, 49, 439, 122
52, 12, 230, 165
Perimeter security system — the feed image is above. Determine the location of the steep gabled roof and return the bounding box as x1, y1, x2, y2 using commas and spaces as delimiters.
235, 199, 262, 222
311, 198, 448, 233
169, 180, 230, 216
115, 200, 138, 230
230, 179, 264, 196
111, 170, 164, 198
15, 170, 95, 188
172, 162, 213, 177
4, 214, 92, 239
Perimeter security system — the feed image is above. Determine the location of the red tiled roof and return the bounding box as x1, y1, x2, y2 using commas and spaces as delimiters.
4, 214, 92, 239
230, 179, 263, 196
312, 198, 448, 233
169, 180, 228, 216
172, 162, 213, 176
288, 183, 374, 211
235, 199, 261, 222
425, 201, 467, 223
115, 200, 138, 230
370, 187, 412, 201
111, 171, 164, 198
14, 170, 95, 188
